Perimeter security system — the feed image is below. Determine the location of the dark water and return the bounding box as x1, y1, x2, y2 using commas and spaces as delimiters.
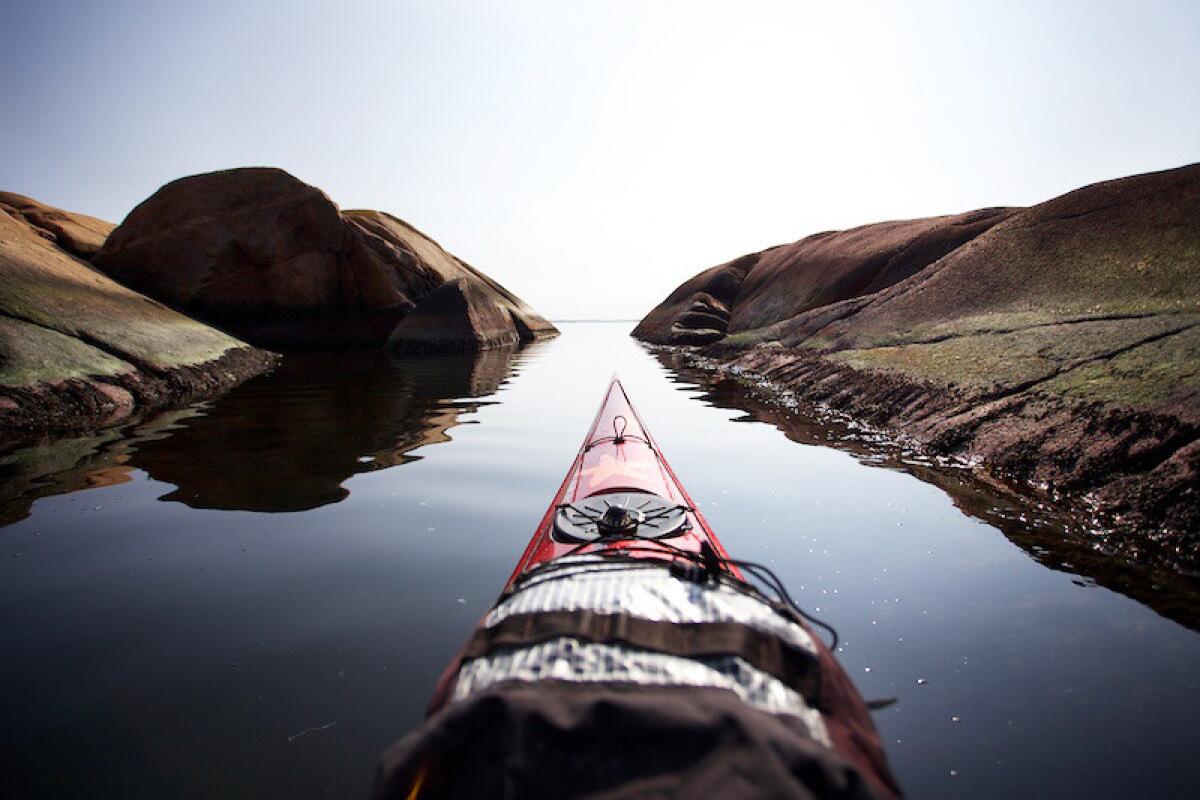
2, 322, 1198, 798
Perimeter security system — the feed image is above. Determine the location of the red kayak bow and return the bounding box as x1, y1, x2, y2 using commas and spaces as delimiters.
375, 375, 902, 800
508, 375, 739, 586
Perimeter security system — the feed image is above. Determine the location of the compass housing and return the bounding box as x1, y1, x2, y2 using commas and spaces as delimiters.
552, 491, 691, 543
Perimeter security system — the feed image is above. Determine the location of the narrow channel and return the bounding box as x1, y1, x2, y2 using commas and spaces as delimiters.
2, 322, 1197, 798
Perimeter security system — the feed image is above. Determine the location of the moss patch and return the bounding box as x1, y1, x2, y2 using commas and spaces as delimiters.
1040, 325, 1200, 416
0, 209, 246, 379
0, 316, 132, 387
827, 314, 1200, 401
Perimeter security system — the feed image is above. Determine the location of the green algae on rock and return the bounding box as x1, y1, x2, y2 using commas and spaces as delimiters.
0, 195, 275, 447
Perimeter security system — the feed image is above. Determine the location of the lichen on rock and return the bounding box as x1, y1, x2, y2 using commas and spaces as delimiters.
0, 193, 275, 446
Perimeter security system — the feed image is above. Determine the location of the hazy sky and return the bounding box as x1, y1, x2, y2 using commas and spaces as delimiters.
3, 1, 1197, 319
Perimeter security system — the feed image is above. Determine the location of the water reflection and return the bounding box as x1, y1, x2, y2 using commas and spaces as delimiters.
0, 347, 522, 518
131, 349, 519, 512
651, 350, 1200, 632
4, 324, 1197, 799
0, 409, 195, 528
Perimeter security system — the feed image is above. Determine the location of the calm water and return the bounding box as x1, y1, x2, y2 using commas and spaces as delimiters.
2, 322, 1198, 798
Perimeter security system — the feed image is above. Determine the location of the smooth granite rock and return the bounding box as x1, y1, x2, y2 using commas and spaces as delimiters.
95, 168, 557, 350
635, 163, 1200, 569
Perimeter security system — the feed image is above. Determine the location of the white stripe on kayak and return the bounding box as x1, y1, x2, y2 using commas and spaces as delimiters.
451, 637, 830, 745
487, 557, 818, 657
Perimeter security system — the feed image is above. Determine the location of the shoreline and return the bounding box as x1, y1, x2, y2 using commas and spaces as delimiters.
0, 346, 278, 451
649, 342, 1199, 578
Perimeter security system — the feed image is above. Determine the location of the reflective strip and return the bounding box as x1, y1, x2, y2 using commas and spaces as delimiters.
489, 557, 817, 657
462, 610, 820, 701
452, 637, 830, 745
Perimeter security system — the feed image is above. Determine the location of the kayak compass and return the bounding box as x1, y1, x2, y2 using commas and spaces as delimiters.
552, 491, 691, 543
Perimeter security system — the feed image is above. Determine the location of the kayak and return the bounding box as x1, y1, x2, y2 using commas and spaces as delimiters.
375, 376, 902, 799
507, 373, 739, 586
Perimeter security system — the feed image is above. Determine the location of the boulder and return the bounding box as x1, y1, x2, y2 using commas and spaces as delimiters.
94, 168, 557, 349
389, 278, 525, 352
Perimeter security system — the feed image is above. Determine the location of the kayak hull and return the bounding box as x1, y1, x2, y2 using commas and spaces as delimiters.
374, 375, 902, 800
507, 375, 737, 586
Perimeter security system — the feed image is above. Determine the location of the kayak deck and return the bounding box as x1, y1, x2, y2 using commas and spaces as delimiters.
507, 375, 737, 587
373, 374, 902, 800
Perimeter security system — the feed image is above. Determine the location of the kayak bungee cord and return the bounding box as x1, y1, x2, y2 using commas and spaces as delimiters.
502, 532, 841, 651
734, 557, 841, 651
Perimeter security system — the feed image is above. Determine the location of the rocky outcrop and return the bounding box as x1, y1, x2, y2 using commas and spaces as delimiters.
653, 351, 1200, 632
635, 163, 1200, 570
0, 192, 115, 258
0, 195, 275, 447
633, 208, 1016, 345
94, 168, 558, 350
388, 278, 524, 352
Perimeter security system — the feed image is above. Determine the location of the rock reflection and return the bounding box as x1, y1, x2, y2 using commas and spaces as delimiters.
0, 408, 202, 527
129, 348, 519, 512
651, 350, 1200, 632
0, 348, 520, 520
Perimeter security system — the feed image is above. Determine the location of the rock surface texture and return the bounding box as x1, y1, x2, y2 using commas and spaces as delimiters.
0, 194, 275, 446
634, 208, 1018, 346
635, 164, 1200, 570
94, 168, 558, 350
0, 191, 116, 258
